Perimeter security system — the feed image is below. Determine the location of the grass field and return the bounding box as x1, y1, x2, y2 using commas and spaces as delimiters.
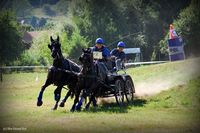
0, 58, 200, 133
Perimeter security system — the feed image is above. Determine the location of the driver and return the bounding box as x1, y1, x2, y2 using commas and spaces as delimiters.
91, 37, 112, 73
110, 41, 126, 71
91, 38, 110, 61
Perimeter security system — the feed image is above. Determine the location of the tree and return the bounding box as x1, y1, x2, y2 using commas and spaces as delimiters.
11, 0, 32, 18
28, 0, 59, 7
174, 0, 200, 57
38, 17, 47, 27
0, 10, 25, 65
56, 0, 70, 15
30, 16, 38, 28
70, 0, 125, 47
159, 0, 200, 58
43, 4, 56, 16
69, 0, 192, 61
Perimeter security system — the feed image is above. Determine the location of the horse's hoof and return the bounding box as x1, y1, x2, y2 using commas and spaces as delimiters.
51, 105, 58, 110
76, 106, 82, 111
70, 105, 76, 112
93, 103, 98, 107
37, 101, 43, 106
85, 105, 90, 111
51, 107, 57, 110
59, 102, 65, 107
70, 108, 75, 112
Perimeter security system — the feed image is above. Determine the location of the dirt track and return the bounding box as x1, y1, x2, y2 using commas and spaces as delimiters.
135, 79, 173, 96
134, 57, 200, 97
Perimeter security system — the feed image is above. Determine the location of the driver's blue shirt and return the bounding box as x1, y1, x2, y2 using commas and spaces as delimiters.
91, 45, 110, 59
110, 48, 126, 61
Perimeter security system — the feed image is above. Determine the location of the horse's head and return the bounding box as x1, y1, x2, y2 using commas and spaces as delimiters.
48, 36, 61, 59
79, 48, 93, 67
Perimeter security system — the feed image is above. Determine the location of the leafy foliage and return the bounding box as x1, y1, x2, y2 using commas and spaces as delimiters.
159, 0, 200, 58
174, 0, 200, 57
15, 22, 88, 66
70, 0, 190, 61
0, 10, 25, 65
28, 0, 59, 7
43, 4, 56, 16
57, 23, 88, 62
1, 0, 199, 65
55, 0, 70, 15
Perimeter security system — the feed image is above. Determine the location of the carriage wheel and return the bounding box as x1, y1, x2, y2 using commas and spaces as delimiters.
125, 77, 135, 103
114, 79, 124, 106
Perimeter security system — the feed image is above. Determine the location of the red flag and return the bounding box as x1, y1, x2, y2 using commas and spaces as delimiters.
169, 24, 178, 39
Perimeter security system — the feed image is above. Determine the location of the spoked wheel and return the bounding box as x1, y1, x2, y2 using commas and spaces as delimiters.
114, 79, 124, 106
125, 76, 135, 103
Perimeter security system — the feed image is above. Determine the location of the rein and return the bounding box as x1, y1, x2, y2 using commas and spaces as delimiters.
56, 67, 79, 75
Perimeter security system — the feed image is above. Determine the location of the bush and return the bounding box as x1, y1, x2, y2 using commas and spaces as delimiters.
59, 26, 89, 61
13, 21, 89, 66
43, 5, 56, 16
38, 17, 47, 27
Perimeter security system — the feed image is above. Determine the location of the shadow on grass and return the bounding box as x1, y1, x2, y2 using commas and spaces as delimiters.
82, 98, 147, 113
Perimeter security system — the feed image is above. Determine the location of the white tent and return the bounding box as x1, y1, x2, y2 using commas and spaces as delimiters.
124, 48, 141, 62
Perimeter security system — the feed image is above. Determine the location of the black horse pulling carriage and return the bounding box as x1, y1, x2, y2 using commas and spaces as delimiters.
37, 36, 135, 111
37, 36, 82, 111
77, 48, 135, 109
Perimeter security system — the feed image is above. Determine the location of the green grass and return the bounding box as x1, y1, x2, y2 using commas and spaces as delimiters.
127, 57, 200, 83
0, 58, 200, 133
146, 78, 200, 109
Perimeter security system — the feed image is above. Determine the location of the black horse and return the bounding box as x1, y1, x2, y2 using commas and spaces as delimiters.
76, 48, 109, 110
37, 36, 81, 110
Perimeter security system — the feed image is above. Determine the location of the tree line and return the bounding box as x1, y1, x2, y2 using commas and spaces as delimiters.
0, 0, 199, 66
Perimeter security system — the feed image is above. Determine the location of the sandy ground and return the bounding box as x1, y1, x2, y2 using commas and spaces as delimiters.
97, 58, 200, 103
135, 79, 174, 97
135, 57, 200, 97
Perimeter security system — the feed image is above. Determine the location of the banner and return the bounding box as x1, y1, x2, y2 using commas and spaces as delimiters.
168, 37, 185, 61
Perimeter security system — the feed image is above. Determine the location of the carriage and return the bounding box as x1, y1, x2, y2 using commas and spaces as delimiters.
80, 50, 135, 107
99, 69, 135, 106
37, 36, 135, 111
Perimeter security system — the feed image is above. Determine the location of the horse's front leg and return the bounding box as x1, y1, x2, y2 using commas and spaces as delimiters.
37, 79, 51, 106
70, 87, 81, 112
59, 89, 72, 107
52, 85, 63, 110
85, 93, 98, 110
75, 89, 87, 111
85, 95, 93, 110
85, 83, 100, 110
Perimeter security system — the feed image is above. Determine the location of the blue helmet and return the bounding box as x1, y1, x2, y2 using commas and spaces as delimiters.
95, 38, 104, 44
117, 41, 125, 48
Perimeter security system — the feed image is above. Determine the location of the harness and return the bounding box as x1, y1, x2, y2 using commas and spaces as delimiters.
51, 53, 80, 86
